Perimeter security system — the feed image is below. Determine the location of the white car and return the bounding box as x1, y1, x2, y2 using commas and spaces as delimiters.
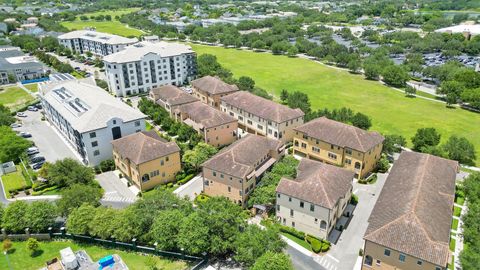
16, 112, 27, 117
10, 123, 22, 128
26, 147, 39, 155
27, 106, 38, 112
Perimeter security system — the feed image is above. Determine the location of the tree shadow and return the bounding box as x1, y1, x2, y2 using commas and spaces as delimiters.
31, 249, 44, 258
404, 95, 416, 98
6, 248, 16, 255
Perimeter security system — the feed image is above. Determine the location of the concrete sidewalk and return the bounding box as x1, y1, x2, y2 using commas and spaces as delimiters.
173, 174, 203, 201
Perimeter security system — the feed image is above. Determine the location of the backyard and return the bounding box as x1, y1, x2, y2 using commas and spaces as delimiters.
1, 165, 32, 198
0, 85, 35, 111
0, 240, 190, 270
60, 8, 144, 37
22, 83, 38, 92
191, 44, 480, 165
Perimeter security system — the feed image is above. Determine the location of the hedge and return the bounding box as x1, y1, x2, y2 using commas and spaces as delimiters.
279, 225, 305, 240
31, 185, 59, 196
177, 174, 194, 185
305, 234, 331, 253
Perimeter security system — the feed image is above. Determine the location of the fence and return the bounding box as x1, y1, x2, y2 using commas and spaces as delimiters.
1, 227, 209, 270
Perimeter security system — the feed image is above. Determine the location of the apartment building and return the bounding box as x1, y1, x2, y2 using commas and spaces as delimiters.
293, 117, 384, 179
112, 131, 181, 191
174, 101, 238, 147
103, 41, 197, 97
39, 77, 146, 166
220, 91, 304, 143
58, 30, 138, 56
191, 76, 238, 109
362, 151, 458, 270
149, 85, 198, 115
202, 134, 285, 206
0, 46, 45, 84
276, 159, 353, 239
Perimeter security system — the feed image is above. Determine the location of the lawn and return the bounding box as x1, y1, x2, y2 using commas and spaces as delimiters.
453, 206, 462, 217
1, 165, 28, 198
280, 232, 312, 251
0, 240, 190, 270
22, 83, 38, 92
452, 218, 459, 231
191, 44, 480, 166
61, 8, 144, 37
450, 237, 456, 252
0, 86, 35, 110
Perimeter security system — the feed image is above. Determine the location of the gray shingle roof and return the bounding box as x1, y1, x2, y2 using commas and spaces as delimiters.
294, 117, 384, 152
151, 85, 198, 106
176, 101, 237, 129
364, 151, 458, 267
112, 131, 180, 164
191, 75, 239, 95
276, 159, 353, 209
202, 134, 283, 178
221, 91, 304, 123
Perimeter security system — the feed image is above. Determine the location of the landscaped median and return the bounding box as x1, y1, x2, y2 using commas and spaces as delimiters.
1, 163, 34, 198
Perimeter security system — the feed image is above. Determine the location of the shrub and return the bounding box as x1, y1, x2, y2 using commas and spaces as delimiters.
166, 182, 174, 188
306, 235, 322, 253
359, 248, 364, 256
177, 174, 194, 185
350, 194, 359, 205
99, 159, 115, 172
279, 225, 305, 240
194, 194, 210, 204
321, 240, 331, 252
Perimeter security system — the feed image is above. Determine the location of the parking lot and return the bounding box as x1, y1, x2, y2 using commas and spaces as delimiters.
14, 109, 80, 164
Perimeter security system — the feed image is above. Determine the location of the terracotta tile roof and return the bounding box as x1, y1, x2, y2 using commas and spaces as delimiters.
111, 131, 180, 165
176, 101, 237, 129
294, 117, 384, 152
150, 85, 198, 106
221, 91, 305, 123
364, 151, 458, 267
276, 159, 353, 209
202, 134, 283, 179
191, 75, 239, 95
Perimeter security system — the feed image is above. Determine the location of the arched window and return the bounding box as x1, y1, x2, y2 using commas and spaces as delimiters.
364, 255, 373, 266
142, 174, 150, 182
320, 220, 327, 230
355, 162, 361, 169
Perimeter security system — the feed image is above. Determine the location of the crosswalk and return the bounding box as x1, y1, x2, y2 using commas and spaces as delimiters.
101, 191, 137, 203
313, 255, 338, 270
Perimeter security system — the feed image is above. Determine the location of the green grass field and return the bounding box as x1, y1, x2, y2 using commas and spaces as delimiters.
61, 8, 144, 37
452, 218, 459, 231
22, 83, 38, 92
1, 165, 28, 198
453, 206, 462, 217
191, 44, 480, 165
0, 86, 35, 110
0, 240, 189, 270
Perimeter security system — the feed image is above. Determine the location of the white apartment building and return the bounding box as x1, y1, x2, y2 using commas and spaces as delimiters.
38, 77, 146, 166
220, 91, 304, 143
58, 30, 138, 56
103, 41, 197, 97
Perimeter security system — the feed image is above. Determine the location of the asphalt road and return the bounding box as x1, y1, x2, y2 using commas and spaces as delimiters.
287, 246, 327, 270
173, 174, 203, 200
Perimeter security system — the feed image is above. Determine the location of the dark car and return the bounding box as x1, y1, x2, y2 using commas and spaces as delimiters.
32, 161, 45, 170
20, 132, 32, 138
30, 156, 46, 164
35, 103, 43, 109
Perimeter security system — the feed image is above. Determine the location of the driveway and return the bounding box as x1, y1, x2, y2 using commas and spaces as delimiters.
96, 171, 138, 208
47, 52, 106, 81
173, 174, 203, 200
16, 110, 79, 163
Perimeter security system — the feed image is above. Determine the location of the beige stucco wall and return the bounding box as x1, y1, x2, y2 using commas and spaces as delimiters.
192, 87, 235, 109
362, 240, 447, 270
205, 121, 238, 147
202, 167, 252, 205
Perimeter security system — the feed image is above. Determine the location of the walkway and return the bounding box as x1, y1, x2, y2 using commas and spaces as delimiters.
173, 174, 203, 201
451, 203, 467, 270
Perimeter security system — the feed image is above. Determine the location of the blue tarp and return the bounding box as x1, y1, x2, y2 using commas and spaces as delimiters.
98, 255, 114, 269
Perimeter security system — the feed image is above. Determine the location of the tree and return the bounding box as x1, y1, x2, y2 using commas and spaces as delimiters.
0, 104, 15, 127
2, 239, 12, 253
26, 238, 40, 255
442, 136, 476, 165
404, 85, 416, 97
251, 251, 294, 270
177, 212, 210, 255
287, 46, 298, 57
351, 112, 371, 130
238, 76, 255, 91
411, 128, 441, 152
40, 158, 95, 187
375, 154, 390, 173
461, 88, 480, 110
363, 62, 382, 80
67, 203, 97, 235
382, 134, 406, 155
234, 225, 286, 266
26, 201, 57, 233
286, 91, 311, 115
89, 207, 117, 239
151, 209, 186, 250
381, 65, 409, 87
182, 143, 218, 170
0, 126, 32, 163
445, 92, 458, 107
347, 57, 361, 73
438, 81, 464, 97
280, 89, 289, 103
197, 54, 222, 77
252, 40, 266, 50
2, 201, 28, 233
57, 184, 103, 216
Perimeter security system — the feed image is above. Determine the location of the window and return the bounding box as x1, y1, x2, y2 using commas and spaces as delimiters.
312, 146, 320, 153
301, 143, 307, 149
364, 255, 373, 266
91, 141, 98, 147
417, 260, 423, 266
288, 197, 292, 202
292, 221, 295, 227
310, 204, 314, 212
345, 158, 352, 165
89, 132, 96, 138
300, 201, 304, 208
290, 209, 294, 217
135, 121, 140, 127
277, 193, 281, 198
320, 220, 327, 229
160, 160, 164, 166
399, 254, 406, 262
93, 150, 100, 156
384, 249, 391, 256
435, 267, 441, 270
328, 152, 337, 160
314, 218, 318, 223
220, 174, 224, 178
228, 186, 231, 192
213, 171, 216, 177
376, 260, 381, 266
257, 124, 263, 130
247, 120, 252, 125
166, 156, 169, 162
345, 148, 352, 155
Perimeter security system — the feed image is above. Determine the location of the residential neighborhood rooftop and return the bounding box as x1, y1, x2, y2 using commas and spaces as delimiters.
191, 75, 239, 95
0, 45, 43, 70
57, 30, 138, 45
103, 41, 195, 64
112, 130, 180, 165
221, 91, 304, 123
294, 117, 384, 152
364, 151, 458, 266
276, 158, 354, 210
150, 85, 198, 106
176, 101, 237, 129
202, 134, 283, 178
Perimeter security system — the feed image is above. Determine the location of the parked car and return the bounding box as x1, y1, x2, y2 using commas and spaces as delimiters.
27, 106, 38, 112
32, 161, 45, 170
10, 123, 22, 128
19, 131, 32, 138
16, 112, 27, 117
29, 156, 45, 164
35, 103, 43, 109
26, 147, 39, 155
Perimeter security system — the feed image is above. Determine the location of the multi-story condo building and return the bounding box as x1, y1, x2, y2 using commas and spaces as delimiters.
293, 117, 384, 179
112, 131, 181, 191
57, 30, 138, 56
191, 76, 238, 109
174, 101, 238, 147
149, 85, 198, 115
103, 41, 197, 97
362, 151, 458, 270
276, 159, 353, 239
0, 46, 45, 84
202, 134, 285, 206
39, 77, 146, 166
220, 91, 304, 143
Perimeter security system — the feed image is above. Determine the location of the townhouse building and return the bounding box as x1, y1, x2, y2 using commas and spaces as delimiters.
39, 77, 146, 166
58, 30, 138, 56
220, 91, 304, 143
174, 101, 238, 147
191, 76, 238, 109
149, 85, 198, 115
112, 131, 181, 191
0, 46, 45, 84
103, 41, 197, 97
362, 151, 458, 270
276, 159, 354, 239
202, 134, 285, 206
293, 117, 384, 179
